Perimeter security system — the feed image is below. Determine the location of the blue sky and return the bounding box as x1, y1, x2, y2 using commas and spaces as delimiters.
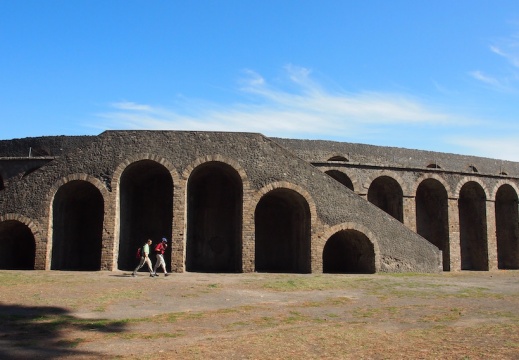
1, 1, 519, 160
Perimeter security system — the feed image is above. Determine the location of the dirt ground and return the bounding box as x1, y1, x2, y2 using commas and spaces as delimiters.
0, 270, 518, 360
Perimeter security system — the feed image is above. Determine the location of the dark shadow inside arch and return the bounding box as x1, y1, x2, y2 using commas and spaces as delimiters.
495, 184, 519, 269
118, 160, 173, 271
0, 174, 4, 191
328, 156, 348, 162
255, 188, 311, 273
51, 180, 104, 270
416, 179, 450, 271
367, 176, 403, 222
323, 229, 375, 274
0, 220, 35, 269
459, 182, 488, 271
325, 170, 354, 191
186, 162, 242, 273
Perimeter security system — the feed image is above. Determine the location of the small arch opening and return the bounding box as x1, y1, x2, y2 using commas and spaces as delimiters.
323, 229, 375, 274
327, 156, 348, 162
468, 165, 478, 173
0, 220, 36, 270
426, 163, 441, 169
325, 170, 354, 191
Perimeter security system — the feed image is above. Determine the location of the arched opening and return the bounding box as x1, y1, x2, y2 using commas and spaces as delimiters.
0, 220, 35, 269
322, 229, 375, 273
426, 163, 441, 169
459, 182, 488, 270
328, 156, 348, 162
186, 162, 242, 272
255, 188, 311, 273
118, 160, 173, 271
51, 180, 104, 270
416, 179, 450, 271
495, 184, 519, 269
325, 170, 354, 191
367, 176, 403, 222
0, 174, 4, 191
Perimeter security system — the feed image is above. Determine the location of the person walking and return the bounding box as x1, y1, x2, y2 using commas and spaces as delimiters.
153, 237, 169, 277
132, 239, 155, 277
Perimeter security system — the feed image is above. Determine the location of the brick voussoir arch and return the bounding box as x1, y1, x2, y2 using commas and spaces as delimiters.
0, 213, 42, 239
364, 170, 409, 196
181, 154, 251, 190
489, 180, 519, 201
319, 166, 359, 193
251, 181, 318, 223
111, 154, 182, 191
318, 222, 381, 272
43, 173, 111, 222
0, 213, 44, 269
44, 173, 111, 269
111, 154, 182, 271
412, 173, 452, 198
454, 176, 490, 199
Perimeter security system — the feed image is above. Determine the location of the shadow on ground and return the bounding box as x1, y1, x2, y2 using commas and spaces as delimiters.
0, 304, 128, 359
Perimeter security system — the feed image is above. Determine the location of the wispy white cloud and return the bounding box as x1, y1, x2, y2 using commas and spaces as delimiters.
469, 70, 504, 88
447, 136, 519, 162
93, 65, 472, 142
471, 28, 519, 91
490, 40, 519, 68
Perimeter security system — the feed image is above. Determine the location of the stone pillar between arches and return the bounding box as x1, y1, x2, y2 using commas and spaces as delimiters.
486, 200, 498, 270
403, 196, 416, 232
448, 198, 461, 271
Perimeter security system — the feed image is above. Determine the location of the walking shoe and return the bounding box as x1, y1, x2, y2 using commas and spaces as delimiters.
150, 274, 155, 277
165, 273, 169, 277
131, 273, 136, 277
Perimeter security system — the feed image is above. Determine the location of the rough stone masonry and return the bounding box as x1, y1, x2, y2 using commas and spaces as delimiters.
0, 131, 518, 273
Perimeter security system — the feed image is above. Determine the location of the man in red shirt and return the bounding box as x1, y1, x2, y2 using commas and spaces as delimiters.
152, 237, 169, 277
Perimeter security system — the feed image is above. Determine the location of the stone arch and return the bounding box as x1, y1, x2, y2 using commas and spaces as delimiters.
458, 181, 488, 270
365, 170, 408, 194
184, 158, 244, 273
182, 154, 251, 188
0, 214, 39, 270
489, 180, 519, 201
411, 173, 452, 198
48, 177, 105, 270
426, 163, 441, 169
494, 183, 519, 269
112, 154, 180, 271
320, 223, 380, 274
325, 170, 354, 191
114, 158, 175, 271
367, 173, 404, 222
415, 177, 450, 271
112, 154, 182, 192
254, 182, 314, 273
327, 155, 349, 162
454, 177, 490, 199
